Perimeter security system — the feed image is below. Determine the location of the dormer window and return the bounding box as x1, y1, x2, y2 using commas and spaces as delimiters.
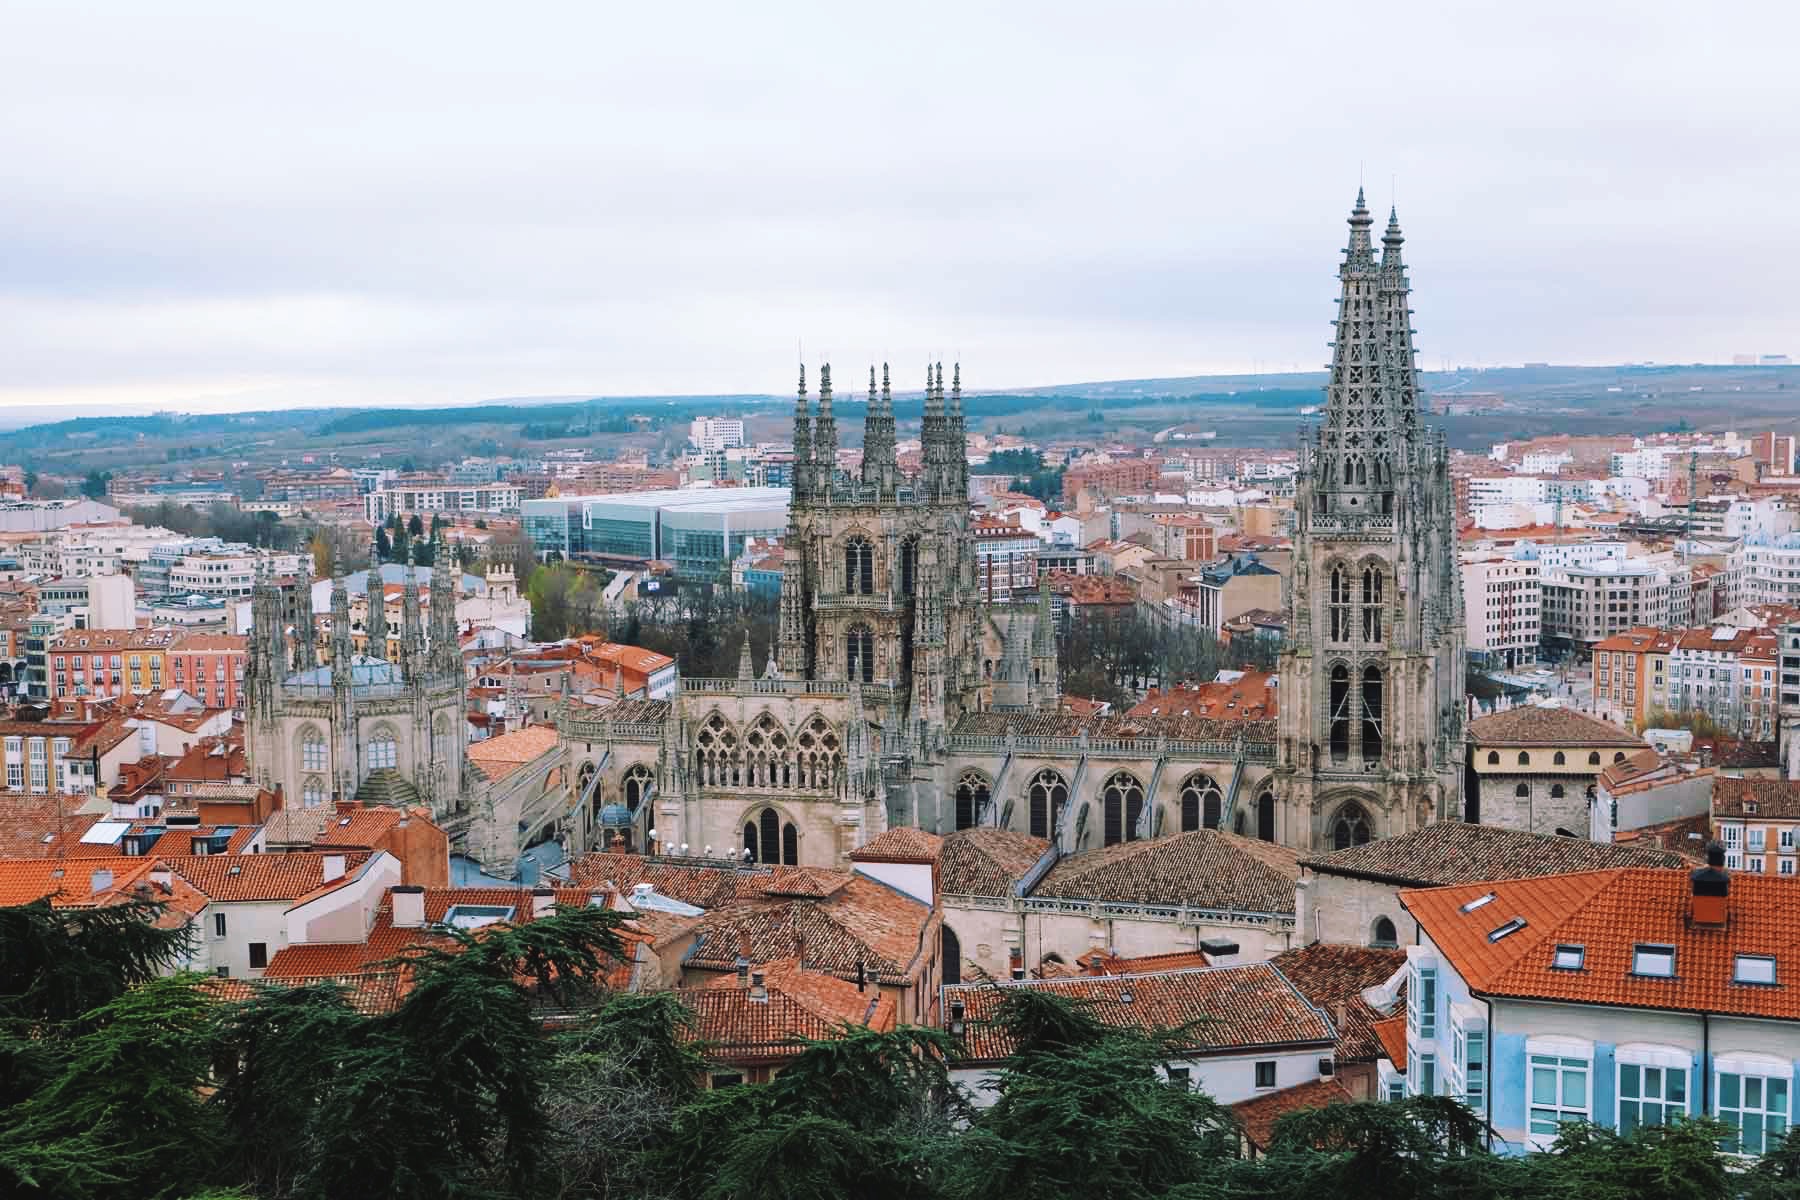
1552, 944, 1585, 970
1734, 955, 1778, 986
1488, 917, 1528, 943
1632, 945, 1676, 978
1461, 892, 1497, 914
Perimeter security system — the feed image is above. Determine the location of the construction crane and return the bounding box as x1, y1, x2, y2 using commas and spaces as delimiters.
1685, 450, 1699, 564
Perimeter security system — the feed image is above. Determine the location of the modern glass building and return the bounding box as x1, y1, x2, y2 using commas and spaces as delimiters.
567, 489, 789, 580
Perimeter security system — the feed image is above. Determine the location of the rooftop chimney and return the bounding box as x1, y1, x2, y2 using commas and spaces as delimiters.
1009, 947, 1025, 981
531, 886, 556, 919
391, 884, 425, 929
321, 853, 346, 883
149, 864, 173, 893
749, 970, 768, 1003
1691, 841, 1730, 928
736, 955, 750, 987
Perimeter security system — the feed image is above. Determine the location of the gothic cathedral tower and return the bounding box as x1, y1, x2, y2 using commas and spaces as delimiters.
1276, 190, 1465, 851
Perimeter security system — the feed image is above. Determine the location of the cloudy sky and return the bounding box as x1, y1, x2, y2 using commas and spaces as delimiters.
3, 1, 1796, 414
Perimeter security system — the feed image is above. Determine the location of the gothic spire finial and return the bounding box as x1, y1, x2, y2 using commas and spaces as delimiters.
737, 635, 754, 681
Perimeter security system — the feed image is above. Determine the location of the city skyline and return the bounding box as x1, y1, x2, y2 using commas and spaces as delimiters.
5, 1, 1798, 415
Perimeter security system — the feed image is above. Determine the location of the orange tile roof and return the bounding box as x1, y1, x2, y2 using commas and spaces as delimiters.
312, 804, 436, 848
945, 964, 1334, 1064
1402, 868, 1800, 1019
1302, 822, 1684, 886
1467, 704, 1644, 748
1714, 777, 1800, 820
466, 725, 562, 780
1036, 830, 1301, 915
1593, 627, 1679, 654
937, 828, 1050, 897
849, 827, 943, 865
168, 851, 373, 903
1371, 1013, 1407, 1069
1127, 671, 1278, 721
1233, 1077, 1355, 1151
684, 872, 934, 988
565, 853, 835, 909
1269, 943, 1408, 1062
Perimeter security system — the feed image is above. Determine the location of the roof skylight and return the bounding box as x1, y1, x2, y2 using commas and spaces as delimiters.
1734, 955, 1778, 986
1460, 892, 1497, 914
1632, 945, 1676, 978
1488, 917, 1528, 943
1552, 944, 1585, 970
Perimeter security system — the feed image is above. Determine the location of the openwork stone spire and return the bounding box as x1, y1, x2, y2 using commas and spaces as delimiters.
790, 364, 813, 504
1316, 188, 1395, 518
813, 363, 837, 490
365, 557, 389, 662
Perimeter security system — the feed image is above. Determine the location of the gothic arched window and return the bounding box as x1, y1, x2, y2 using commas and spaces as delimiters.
1361, 665, 1385, 766
1371, 916, 1398, 948
844, 536, 874, 595
366, 728, 398, 772
955, 771, 990, 831
1329, 565, 1351, 643
1330, 803, 1372, 851
846, 625, 875, 683
1256, 791, 1276, 842
900, 537, 919, 599
301, 777, 326, 808
1029, 769, 1067, 840
1179, 773, 1222, 832
1101, 771, 1144, 847
759, 808, 780, 864
623, 764, 654, 812
782, 822, 798, 866
1329, 665, 1351, 763
1361, 565, 1384, 643
299, 727, 327, 773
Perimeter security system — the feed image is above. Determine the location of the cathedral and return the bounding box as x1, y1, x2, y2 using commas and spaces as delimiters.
249, 190, 1465, 871
244, 542, 472, 817
1274, 189, 1467, 848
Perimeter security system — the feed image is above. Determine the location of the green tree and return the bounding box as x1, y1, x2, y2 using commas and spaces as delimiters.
0, 973, 219, 1200
79, 469, 112, 499
407, 513, 425, 538
1539, 1117, 1732, 1200
375, 526, 392, 562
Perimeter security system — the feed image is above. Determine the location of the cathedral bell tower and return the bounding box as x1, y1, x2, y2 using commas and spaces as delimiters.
1277, 189, 1466, 853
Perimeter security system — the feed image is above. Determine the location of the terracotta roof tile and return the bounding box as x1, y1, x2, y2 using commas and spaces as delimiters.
1402, 868, 1800, 1019
679, 967, 893, 1064
466, 725, 562, 781
1713, 777, 1800, 820
1371, 1013, 1407, 1069
945, 963, 1334, 1063
565, 853, 837, 909
685, 874, 933, 987
1467, 705, 1644, 748
1269, 943, 1407, 1062
937, 828, 1050, 897
1233, 1077, 1355, 1151
1036, 830, 1301, 914
849, 827, 943, 865
1302, 822, 1685, 887
168, 851, 373, 903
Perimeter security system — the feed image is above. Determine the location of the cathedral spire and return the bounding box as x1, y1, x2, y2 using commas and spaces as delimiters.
791, 363, 813, 504
1379, 206, 1421, 441
861, 362, 898, 496
400, 542, 423, 670
428, 534, 456, 677
737, 635, 754, 681
813, 362, 837, 493
265, 563, 288, 681
329, 556, 352, 678
1315, 186, 1391, 516
948, 362, 967, 501
295, 552, 317, 669
364, 554, 389, 662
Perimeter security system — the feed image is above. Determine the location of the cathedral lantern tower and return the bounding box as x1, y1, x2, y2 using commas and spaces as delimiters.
1276, 190, 1466, 853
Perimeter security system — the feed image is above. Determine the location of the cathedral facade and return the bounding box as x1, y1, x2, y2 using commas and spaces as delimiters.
1273, 190, 1467, 851
342, 189, 1464, 872
244, 545, 472, 818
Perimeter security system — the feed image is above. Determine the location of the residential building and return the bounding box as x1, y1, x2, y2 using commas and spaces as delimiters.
171, 849, 402, 978
1395, 853, 1800, 1157
166, 632, 248, 711
1297, 822, 1684, 951
1736, 532, 1800, 607
1589, 748, 1715, 845
364, 482, 523, 524
1462, 553, 1541, 669
1668, 626, 1779, 740
943, 963, 1337, 1107
1712, 777, 1800, 875
1541, 558, 1674, 650
971, 514, 1041, 602
1591, 627, 1678, 731
1466, 705, 1648, 833
48, 629, 179, 701
689, 416, 746, 451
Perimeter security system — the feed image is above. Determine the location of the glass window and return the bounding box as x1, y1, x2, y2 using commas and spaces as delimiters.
1409, 965, 1437, 1038
1619, 1063, 1686, 1134
1254, 1061, 1276, 1089
1417, 1052, 1437, 1097
1529, 1054, 1590, 1135
1719, 1072, 1790, 1155
1632, 945, 1676, 978
1553, 944, 1585, 970
1735, 955, 1778, 986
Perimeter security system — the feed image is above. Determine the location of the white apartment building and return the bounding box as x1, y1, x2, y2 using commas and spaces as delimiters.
15, 525, 180, 578
1467, 475, 1548, 508
1461, 554, 1541, 669
690, 417, 746, 452
1610, 446, 1678, 480
1733, 532, 1800, 607
1519, 539, 1629, 571
1540, 558, 1672, 648
1519, 450, 1573, 474
364, 482, 523, 523
168, 550, 304, 601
